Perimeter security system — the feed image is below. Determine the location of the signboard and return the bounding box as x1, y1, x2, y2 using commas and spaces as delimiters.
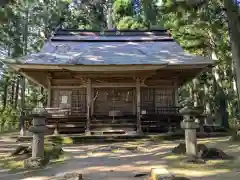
61, 95, 68, 104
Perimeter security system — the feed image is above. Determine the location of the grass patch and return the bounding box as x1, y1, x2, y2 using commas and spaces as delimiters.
163, 152, 239, 171
0, 143, 68, 172
0, 156, 24, 171
46, 136, 73, 145
161, 138, 240, 177
0, 154, 70, 172
4, 160, 24, 170
163, 154, 185, 160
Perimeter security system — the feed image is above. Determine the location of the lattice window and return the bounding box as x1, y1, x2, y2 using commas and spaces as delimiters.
51, 89, 86, 116
71, 88, 86, 115
155, 88, 174, 107
51, 90, 71, 108
141, 87, 155, 111
141, 87, 174, 113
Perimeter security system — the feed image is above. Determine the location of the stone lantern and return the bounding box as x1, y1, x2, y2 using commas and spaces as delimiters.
179, 100, 201, 158
24, 108, 49, 168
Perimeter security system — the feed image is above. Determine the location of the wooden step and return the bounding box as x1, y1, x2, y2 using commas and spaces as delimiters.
47, 119, 87, 123
47, 124, 86, 128
141, 121, 169, 124
91, 123, 135, 127
47, 121, 86, 125
91, 119, 136, 123
90, 127, 135, 131
92, 115, 137, 119
91, 130, 126, 136
58, 127, 86, 134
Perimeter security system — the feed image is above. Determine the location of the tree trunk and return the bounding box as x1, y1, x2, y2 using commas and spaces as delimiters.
1, 77, 9, 112
142, 0, 157, 27
193, 79, 198, 107
20, 76, 25, 112
204, 84, 210, 112
106, 0, 113, 29
10, 81, 15, 106
224, 0, 240, 104
14, 78, 20, 109
219, 90, 230, 129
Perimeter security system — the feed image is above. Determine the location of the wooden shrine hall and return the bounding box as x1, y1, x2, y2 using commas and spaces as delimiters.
9, 29, 213, 135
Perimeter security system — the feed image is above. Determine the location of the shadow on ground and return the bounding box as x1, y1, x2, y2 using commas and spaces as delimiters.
0, 136, 239, 180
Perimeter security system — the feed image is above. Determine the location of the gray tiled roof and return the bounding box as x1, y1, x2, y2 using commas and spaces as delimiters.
19, 30, 213, 65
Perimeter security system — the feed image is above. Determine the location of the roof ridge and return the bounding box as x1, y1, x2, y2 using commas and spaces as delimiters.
56, 28, 168, 32
54, 29, 171, 37
50, 38, 174, 43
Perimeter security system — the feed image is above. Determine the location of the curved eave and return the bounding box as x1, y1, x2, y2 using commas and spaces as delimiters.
8, 62, 214, 72
10, 63, 169, 72
5, 57, 214, 88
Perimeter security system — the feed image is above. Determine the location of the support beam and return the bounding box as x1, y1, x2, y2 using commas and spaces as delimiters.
51, 81, 174, 89
136, 78, 142, 133
19, 70, 46, 88
86, 78, 92, 135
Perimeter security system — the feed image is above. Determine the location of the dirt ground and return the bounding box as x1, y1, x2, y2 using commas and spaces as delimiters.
0, 135, 240, 180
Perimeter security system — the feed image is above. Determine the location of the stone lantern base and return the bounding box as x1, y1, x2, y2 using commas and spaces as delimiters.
181, 119, 199, 158
24, 157, 49, 169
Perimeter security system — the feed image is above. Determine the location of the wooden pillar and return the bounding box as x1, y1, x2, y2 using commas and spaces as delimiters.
86, 78, 91, 135
173, 81, 179, 107
91, 89, 95, 115
174, 85, 178, 106
136, 78, 142, 133
47, 75, 52, 108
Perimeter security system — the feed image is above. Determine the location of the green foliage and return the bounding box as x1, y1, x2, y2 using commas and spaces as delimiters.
0, 106, 20, 132
117, 16, 147, 30
141, 0, 158, 26
0, 0, 239, 132
113, 0, 134, 24
159, 0, 239, 127
0, 0, 111, 133
44, 144, 63, 160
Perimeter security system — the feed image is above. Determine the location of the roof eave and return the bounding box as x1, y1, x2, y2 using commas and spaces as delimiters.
7, 62, 214, 73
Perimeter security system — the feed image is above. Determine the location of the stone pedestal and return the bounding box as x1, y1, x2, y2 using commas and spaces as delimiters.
181, 116, 199, 158
24, 108, 49, 168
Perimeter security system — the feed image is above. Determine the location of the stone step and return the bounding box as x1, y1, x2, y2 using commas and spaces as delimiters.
150, 168, 174, 180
